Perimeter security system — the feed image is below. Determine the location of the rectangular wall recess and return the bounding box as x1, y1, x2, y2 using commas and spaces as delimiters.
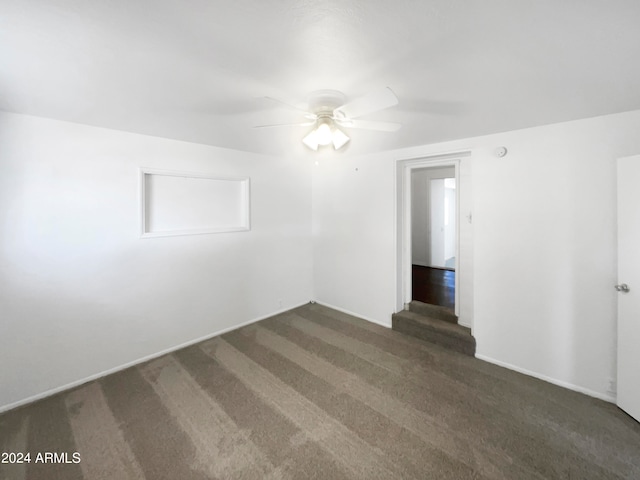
140, 168, 250, 238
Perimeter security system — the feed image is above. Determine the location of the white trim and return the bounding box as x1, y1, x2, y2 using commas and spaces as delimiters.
139, 167, 251, 238
0, 302, 309, 414
313, 301, 392, 328
476, 354, 616, 403
395, 151, 471, 319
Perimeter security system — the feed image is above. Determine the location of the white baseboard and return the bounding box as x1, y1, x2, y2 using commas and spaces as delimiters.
307, 303, 615, 405
475, 354, 616, 404
313, 301, 392, 328
0, 302, 309, 414
458, 319, 472, 329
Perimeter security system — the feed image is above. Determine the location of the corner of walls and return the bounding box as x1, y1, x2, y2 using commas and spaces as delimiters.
0, 112, 314, 411
311, 150, 398, 325
311, 145, 476, 329
310, 108, 640, 401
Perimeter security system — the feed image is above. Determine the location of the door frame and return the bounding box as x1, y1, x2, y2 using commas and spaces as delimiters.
395, 151, 471, 318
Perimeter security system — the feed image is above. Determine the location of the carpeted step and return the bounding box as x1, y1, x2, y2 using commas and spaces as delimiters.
392, 310, 476, 356
408, 300, 458, 324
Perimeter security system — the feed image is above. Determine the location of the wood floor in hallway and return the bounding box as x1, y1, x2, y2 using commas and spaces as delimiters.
412, 265, 455, 310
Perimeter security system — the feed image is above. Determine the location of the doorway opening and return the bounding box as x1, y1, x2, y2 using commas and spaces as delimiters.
411, 168, 456, 310
396, 151, 470, 319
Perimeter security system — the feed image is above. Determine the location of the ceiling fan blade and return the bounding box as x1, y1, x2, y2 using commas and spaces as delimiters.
336, 119, 401, 132
263, 96, 316, 119
253, 121, 316, 128
334, 87, 398, 119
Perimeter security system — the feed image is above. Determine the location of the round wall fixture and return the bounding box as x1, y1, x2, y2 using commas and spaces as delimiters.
495, 146, 508, 157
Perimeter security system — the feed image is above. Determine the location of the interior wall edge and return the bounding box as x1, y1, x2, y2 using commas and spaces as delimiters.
313, 301, 392, 329
457, 319, 471, 329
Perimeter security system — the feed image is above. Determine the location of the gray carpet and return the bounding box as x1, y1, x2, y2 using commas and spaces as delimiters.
1, 303, 639, 479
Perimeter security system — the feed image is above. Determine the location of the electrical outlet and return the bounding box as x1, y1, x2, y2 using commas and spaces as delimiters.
607, 378, 617, 396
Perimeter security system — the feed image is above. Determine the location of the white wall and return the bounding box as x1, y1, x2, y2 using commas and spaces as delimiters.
312, 109, 640, 400
5, 107, 640, 409
411, 171, 430, 266
443, 182, 456, 264
0, 112, 313, 411
411, 167, 456, 267
312, 154, 399, 326
313, 153, 475, 327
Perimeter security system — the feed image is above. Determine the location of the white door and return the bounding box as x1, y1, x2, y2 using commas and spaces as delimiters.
617, 154, 640, 422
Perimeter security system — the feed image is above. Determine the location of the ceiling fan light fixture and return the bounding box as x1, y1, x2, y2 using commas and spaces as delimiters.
302, 118, 350, 151
332, 127, 350, 149
302, 130, 319, 150
260, 87, 399, 151
316, 121, 333, 146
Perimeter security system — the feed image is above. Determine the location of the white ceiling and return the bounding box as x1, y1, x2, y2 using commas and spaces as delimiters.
2, 0, 640, 156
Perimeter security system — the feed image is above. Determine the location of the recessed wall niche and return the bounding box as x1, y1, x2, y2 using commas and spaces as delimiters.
140, 168, 250, 238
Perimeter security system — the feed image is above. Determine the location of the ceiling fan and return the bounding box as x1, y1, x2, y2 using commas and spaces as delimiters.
254, 87, 401, 151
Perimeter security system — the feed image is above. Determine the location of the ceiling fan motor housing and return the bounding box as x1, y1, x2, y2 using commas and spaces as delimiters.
306, 90, 346, 115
